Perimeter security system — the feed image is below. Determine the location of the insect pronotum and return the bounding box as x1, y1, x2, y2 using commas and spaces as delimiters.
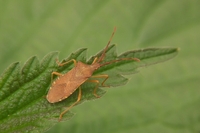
46, 27, 140, 121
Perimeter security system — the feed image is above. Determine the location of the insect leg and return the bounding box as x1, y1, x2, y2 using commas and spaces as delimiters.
59, 87, 82, 121
91, 57, 98, 64
51, 72, 63, 83
87, 74, 109, 98
56, 59, 77, 67
91, 74, 109, 87
86, 79, 100, 98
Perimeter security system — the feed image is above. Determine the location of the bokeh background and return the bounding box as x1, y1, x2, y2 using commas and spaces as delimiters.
0, 0, 199, 133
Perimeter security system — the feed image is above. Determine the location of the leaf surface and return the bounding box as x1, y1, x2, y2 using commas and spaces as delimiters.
0, 45, 178, 133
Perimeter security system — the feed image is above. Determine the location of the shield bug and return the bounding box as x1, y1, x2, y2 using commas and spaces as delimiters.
46, 27, 140, 121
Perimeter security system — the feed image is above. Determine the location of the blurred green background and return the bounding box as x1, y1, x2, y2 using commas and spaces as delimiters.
0, 0, 199, 133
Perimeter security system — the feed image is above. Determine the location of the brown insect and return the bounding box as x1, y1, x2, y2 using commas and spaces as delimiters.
46, 27, 140, 121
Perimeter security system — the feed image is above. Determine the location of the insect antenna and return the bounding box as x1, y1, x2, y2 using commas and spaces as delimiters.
97, 27, 117, 63
100, 58, 140, 67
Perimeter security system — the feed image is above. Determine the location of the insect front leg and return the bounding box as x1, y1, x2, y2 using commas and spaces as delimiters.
91, 57, 98, 64
87, 74, 109, 98
56, 59, 77, 67
59, 87, 82, 121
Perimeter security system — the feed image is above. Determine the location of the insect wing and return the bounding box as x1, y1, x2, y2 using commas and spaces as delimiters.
47, 83, 67, 103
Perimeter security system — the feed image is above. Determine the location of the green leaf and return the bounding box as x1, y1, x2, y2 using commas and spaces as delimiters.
0, 45, 178, 133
